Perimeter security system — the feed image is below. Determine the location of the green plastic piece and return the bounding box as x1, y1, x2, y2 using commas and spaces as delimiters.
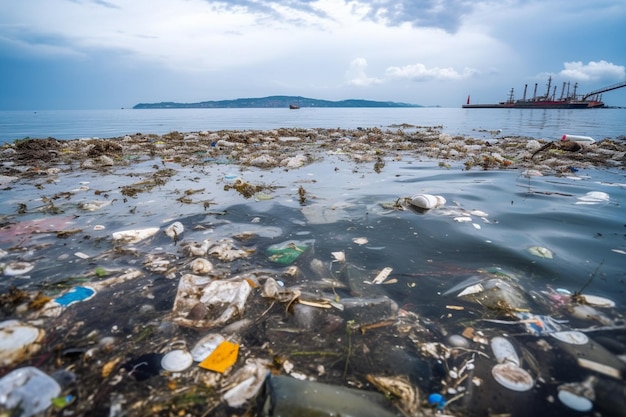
267, 242, 307, 265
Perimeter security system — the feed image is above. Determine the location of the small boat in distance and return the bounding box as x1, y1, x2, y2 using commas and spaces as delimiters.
289, 104, 300, 109
463, 77, 626, 109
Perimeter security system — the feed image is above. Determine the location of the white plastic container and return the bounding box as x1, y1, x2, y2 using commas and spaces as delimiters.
0, 366, 61, 417
561, 134, 595, 144
0, 320, 44, 366
161, 349, 193, 372
408, 194, 446, 210
491, 336, 520, 366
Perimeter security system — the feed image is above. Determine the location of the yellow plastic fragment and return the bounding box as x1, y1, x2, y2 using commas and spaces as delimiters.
102, 357, 121, 378
199, 340, 239, 373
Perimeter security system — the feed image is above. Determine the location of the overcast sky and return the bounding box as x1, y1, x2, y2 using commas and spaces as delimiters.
1, 0, 625, 110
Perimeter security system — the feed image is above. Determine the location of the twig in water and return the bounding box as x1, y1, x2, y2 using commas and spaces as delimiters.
572, 259, 604, 302
343, 320, 355, 379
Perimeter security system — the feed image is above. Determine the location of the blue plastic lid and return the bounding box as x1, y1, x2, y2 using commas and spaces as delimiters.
54, 286, 96, 307
428, 393, 446, 409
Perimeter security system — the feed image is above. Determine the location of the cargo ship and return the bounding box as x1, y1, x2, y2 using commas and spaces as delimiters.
463, 77, 626, 109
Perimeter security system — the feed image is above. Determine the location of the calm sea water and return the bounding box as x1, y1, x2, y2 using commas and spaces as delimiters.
1, 107, 625, 143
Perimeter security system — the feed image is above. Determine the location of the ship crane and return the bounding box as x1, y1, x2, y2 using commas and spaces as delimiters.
463, 77, 622, 109
582, 81, 626, 101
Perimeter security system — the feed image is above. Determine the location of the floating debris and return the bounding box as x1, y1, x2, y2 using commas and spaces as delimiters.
191, 333, 226, 362
366, 374, 420, 416
561, 134, 595, 145
172, 275, 252, 328
491, 336, 520, 367
199, 340, 239, 373
53, 286, 96, 307
164, 221, 184, 239
453, 216, 472, 223
0, 320, 45, 366
222, 359, 269, 408
161, 349, 193, 372
112, 227, 160, 244
370, 267, 393, 284
567, 303, 613, 326
408, 193, 446, 210
78, 200, 110, 211
528, 246, 553, 259
0, 366, 61, 417
331, 250, 346, 263
267, 241, 309, 265
3, 262, 35, 276
490, 336, 534, 392
515, 312, 565, 336
550, 331, 589, 345
491, 362, 534, 392
190, 258, 214, 275
576, 191, 610, 205
263, 375, 399, 417
209, 238, 251, 261
558, 389, 593, 412
557, 376, 596, 412
428, 392, 447, 410
457, 283, 484, 297
575, 294, 616, 308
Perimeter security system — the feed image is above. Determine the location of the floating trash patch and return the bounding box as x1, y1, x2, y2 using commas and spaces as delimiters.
0, 134, 624, 416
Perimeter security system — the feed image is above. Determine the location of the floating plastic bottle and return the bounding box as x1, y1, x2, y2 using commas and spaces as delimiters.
561, 134, 595, 144
490, 336, 534, 391
408, 194, 446, 210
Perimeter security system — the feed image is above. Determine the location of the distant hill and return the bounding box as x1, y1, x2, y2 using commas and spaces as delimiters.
133, 95, 421, 109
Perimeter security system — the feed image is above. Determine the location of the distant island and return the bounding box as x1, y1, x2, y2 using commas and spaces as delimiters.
133, 95, 421, 109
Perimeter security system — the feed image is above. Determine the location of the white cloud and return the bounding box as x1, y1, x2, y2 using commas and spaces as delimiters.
2, 0, 625, 108
345, 58, 382, 86
559, 60, 626, 81
385, 63, 478, 81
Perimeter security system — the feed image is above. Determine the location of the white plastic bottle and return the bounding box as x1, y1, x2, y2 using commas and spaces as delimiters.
561, 134, 595, 144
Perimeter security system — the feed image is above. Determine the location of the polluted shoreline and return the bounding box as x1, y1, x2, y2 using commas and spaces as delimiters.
1, 127, 626, 416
